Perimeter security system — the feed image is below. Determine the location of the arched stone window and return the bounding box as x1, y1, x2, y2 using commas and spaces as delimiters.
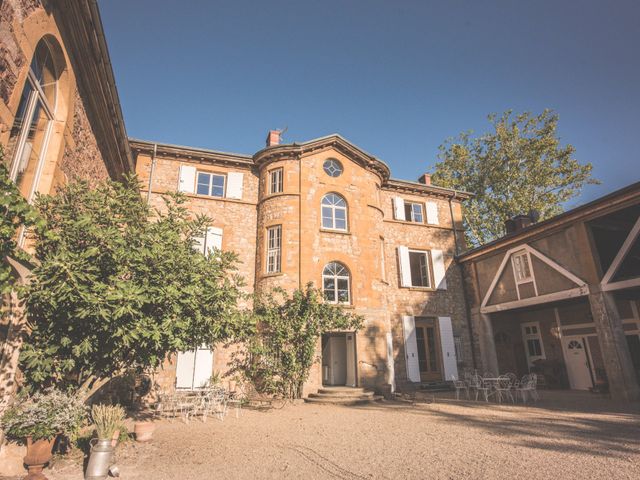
321, 193, 348, 231
6, 37, 61, 199
322, 262, 351, 304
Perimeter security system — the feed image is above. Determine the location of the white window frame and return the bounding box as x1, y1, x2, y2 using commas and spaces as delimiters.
521, 321, 546, 367
404, 201, 424, 223
269, 167, 283, 194
266, 225, 282, 274
512, 250, 533, 284
321, 193, 348, 232
322, 262, 351, 304
407, 249, 432, 288
380, 236, 386, 282
196, 171, 226, 197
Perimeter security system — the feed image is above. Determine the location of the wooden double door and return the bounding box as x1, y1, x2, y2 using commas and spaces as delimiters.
414, 318, 442, 382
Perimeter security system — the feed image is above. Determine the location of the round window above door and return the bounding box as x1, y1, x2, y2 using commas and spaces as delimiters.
323, 158, 343, 177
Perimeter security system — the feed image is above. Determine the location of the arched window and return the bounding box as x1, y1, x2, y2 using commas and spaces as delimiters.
6, 38, 60, 200
321, 193, 348, 231
322, 262, 351, 304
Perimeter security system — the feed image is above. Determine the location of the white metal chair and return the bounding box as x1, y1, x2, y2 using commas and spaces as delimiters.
452, 376, 470, 400
494, 375, 514, 403
470, 374, 491, 402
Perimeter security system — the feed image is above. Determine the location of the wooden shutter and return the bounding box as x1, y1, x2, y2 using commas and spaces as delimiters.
175, 350, 196, 389
402, 315, 421, 382
206, 227, 223, 254
397, 246, 412, 287
192, 346, 214, 389
226, 172, 244, 199
438, 317, 458, 381
426, 201, 439, 225
178, 165, 196, 193
431, 249, 447, 290
393, 197, 405, 221
192, 234, 206, 255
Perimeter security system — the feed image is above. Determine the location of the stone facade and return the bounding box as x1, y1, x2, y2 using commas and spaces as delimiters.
132, 135, 473, 395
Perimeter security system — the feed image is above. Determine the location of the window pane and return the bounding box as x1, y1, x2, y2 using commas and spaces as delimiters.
337, 289, 349, 303
409, 251, 429, 287
322, 206, 334, 228
197, 173, 210, 195
335, 217, 346, 230
412, 204, 424, 223
323, 278, 336, 301
404, 203, 413, 221
14, 99, 49, 198
211, 175, 225, 197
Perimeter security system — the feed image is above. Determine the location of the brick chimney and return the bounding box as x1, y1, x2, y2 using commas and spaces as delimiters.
505, 214, 535, 234
266, 130, 281, 147
418, 173, 431, 186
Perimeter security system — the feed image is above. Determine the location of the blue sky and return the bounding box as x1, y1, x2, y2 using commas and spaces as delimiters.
100, 0, 639, 206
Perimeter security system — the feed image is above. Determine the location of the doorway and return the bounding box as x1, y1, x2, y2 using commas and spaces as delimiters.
322, 333, 356, 386
414, 318, 442, 382
562, 336, 594, 390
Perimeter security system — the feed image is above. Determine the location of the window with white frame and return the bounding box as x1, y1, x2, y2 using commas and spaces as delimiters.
408, 249, 431, 288
7, 39, 59, 201
521, 322, 545, 366
266, 225, 282, 273
380, 237, 386, 282
404, 201, 424, 223
196, 171, 225, 197
512, 250, 532, 283
321, 193, 348, 231
269, 168, 283, 194
322, 262, 350, 304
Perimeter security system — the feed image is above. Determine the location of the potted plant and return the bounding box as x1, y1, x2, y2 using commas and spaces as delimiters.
0, 389, 86, 480
84, 404, 125, 480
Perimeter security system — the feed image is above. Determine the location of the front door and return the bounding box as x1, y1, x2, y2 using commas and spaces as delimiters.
562, 337, 593, 390
415, 318, 442, 382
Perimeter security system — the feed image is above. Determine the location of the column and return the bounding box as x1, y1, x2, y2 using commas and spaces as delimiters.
588, 285, 640, 401
471, 307, 499, 374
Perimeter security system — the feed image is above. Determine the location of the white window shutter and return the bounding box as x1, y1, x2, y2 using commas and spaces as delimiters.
178, 165, 196, 193
206, 227, 223, 254
397, 246, 412, 287
192, 346, 214, 389
175, 350, 196, 389
192, 234, 206, 255
402, 316, 421, 382
226, 172, 244, 199
431, 249, 447, 290
438, 317, 459, 381
426, 201, 439, 225
386, 332, 396, 392
393, 197, 405, 220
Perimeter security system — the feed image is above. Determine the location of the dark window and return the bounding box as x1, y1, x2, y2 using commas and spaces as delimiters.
409, 251, 430, 287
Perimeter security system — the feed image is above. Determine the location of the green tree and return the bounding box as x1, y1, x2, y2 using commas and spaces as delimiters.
19, 175, 246, 399
0, 148, 42, 293
432, 110, 599, 248
232, 285, 363, 399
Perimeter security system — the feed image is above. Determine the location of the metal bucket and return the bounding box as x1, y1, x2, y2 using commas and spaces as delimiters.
85, 438, 116, 480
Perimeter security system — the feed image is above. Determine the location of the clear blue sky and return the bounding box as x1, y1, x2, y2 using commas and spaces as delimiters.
100, 0, 639, 206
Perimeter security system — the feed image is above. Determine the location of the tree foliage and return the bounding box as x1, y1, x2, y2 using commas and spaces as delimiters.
232, 285, 363, 399
432, 110, 599, 248
20, 175, 246, 395
0, 148, 43, 293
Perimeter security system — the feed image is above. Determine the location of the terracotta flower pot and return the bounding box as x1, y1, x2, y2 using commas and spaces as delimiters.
133, 421, 155, 442
23, 435, 57, 480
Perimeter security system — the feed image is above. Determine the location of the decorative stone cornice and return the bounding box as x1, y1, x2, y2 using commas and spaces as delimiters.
52, 0, 134, 178
383, 178, 473, 200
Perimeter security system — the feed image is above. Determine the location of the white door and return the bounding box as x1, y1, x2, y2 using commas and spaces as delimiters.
175, 347, 213, 390
402, 316, 421, 382
562, 337, 593, 390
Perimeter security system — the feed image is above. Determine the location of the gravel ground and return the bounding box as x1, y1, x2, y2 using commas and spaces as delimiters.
10, 392, 640, 480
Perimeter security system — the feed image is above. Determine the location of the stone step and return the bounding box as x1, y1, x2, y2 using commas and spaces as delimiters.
317, 387, 372, 396
304, 395, 383, 406
308, 391, 375, 400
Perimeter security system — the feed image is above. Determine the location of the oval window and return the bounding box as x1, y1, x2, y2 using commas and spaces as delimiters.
323, 158, 343, 177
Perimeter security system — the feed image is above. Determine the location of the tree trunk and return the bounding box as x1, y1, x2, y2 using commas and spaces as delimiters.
0, 290, 27, 414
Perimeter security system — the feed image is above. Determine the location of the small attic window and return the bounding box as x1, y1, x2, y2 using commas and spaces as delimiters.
512, 250, 532, 283
323, 158, 343, 177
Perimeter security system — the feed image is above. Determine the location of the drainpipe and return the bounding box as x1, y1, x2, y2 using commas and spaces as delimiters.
146, 143, 157, 204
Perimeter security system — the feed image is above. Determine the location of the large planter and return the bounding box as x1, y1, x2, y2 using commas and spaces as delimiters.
133, 420, 155, 442
23, 435, 57, 480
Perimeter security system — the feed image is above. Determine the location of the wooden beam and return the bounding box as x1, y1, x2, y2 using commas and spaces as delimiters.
601, 277, 640, 292
601, 214, 640, 285
481, 286, 589, 314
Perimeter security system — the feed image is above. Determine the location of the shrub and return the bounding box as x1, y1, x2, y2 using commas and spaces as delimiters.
91, 404, 126, 440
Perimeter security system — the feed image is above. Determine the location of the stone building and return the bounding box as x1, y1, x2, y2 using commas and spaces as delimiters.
0, 0, 133, 405
132, 132, 473, 395
458, 182, 640, 401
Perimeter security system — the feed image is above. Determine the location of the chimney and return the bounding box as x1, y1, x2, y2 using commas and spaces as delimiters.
505, 214, 535, 234
418, 173, 431, 186
266, 130, 281, 147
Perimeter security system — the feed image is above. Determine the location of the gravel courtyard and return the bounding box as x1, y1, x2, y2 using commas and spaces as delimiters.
36, 393, 640, 480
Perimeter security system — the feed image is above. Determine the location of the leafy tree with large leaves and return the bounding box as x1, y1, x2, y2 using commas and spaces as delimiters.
232, 285, 363, 399
432, 110, 599, 248
19, 175, 246, 399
